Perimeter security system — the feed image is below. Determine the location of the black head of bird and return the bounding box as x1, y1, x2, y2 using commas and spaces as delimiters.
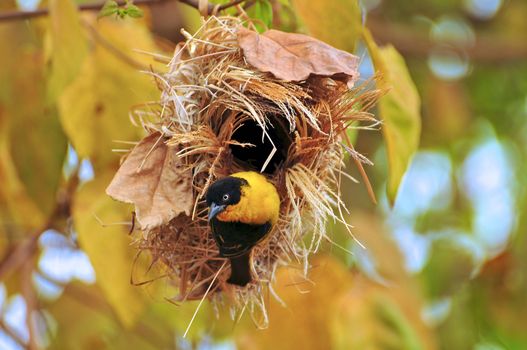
205, 171, 280, 286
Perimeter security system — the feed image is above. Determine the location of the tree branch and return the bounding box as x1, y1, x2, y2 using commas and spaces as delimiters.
0, 319, 26, 349
0, 0, 247, 21
0, 167, 78, 283
0, 229, 42, 282
21, 258, 38, 350
367, 17, 527, 63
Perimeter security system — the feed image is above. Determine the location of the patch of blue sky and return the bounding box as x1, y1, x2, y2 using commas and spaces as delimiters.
63, 144, 79, 178
356, 44, 375, 81
79, 159, 95, 182
464, 0, 503, 20
0, 284, 6, 309
4, 295, 28, 343
381, 151, 454, 273
390, 151, 453, 220
428, 50, 471, 81
431, 16, 475, 46
0, 331, 24, 350
35, 230, 96, 299
460, 138, 517, 256
16, 0, 40, 11
32, 273, 63, 300
38, 242, 96, 284
391, 224, 431, 273
421, 297, 452, 327
63, 145, 95, 182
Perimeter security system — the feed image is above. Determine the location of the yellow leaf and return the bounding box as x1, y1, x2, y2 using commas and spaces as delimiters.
74, 172, 145, 327
0, 22, 65, 231
236, 255, 353, 350
46, 0, 89, 101
331, 281, 429, 350
148, 299, 223, 340
292, 0, 362, 52
7, 53, 67, 220
333, 211, 437, 350
0, 116, 46, 232
176, 1, 202, 34
236, 214, 436, 349
363, 29, 421, 204
48, 282, 167, 350
58, 18, 161, 170
47, 283, 118, 349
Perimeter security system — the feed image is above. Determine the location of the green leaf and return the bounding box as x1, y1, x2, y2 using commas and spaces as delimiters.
73, 173, 145, 327
175, 1, 202, 33
258, 0, 273, 28
98, 1, 144, 20
292, 0, 362, 52
116, 8, 128, 19
98, 0, 120, 19
248, 0, 273, 32
363, 29, 421, 204
47, 0, 89, 101
125, 4, 144, 19
421, 234, 485, 299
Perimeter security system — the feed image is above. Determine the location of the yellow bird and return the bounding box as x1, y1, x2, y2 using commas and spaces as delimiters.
206, 171, 280, 286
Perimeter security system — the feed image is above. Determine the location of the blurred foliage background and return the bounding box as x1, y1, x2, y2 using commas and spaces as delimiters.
1, 0, 526, 349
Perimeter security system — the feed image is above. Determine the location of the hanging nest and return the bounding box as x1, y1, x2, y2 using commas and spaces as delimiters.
106, 16, 380, 323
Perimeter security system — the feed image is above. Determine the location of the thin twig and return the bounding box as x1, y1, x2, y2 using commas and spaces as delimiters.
0, 166, 79, 283
0, 319, 26, 348
0, 228, 43, 282
367, 16, 527, 63
0, 0, 168, 21
21, 258, 38, 350
183, 260, 226, 338
0, 0, 248, 22
343, 131, 377, 205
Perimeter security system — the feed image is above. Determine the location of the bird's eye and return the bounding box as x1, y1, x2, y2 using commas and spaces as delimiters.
222, 194, 230, 202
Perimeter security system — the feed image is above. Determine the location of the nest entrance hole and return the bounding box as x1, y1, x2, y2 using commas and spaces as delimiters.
230, 116, 293, 174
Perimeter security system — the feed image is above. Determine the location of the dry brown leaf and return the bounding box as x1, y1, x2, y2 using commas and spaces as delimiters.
237, 27, 359, 87
106, 132, 193, 229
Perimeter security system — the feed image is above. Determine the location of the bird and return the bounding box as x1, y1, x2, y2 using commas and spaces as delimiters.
205, 171, 280, 286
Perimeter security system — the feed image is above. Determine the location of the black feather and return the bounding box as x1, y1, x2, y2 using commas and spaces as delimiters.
210, 218, 272, 285
205, 177, 248, 207
227, 252, 252, 286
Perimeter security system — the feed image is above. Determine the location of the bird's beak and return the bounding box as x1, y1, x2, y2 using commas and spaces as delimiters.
208, 202, 226, 222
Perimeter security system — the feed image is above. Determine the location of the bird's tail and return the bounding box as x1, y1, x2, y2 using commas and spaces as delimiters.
227, 252, 252, 286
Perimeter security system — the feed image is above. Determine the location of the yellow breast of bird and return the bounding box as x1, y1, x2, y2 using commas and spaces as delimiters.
217, 171, 280, 226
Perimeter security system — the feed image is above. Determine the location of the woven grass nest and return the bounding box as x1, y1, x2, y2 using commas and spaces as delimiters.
106, 16, 380, 322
